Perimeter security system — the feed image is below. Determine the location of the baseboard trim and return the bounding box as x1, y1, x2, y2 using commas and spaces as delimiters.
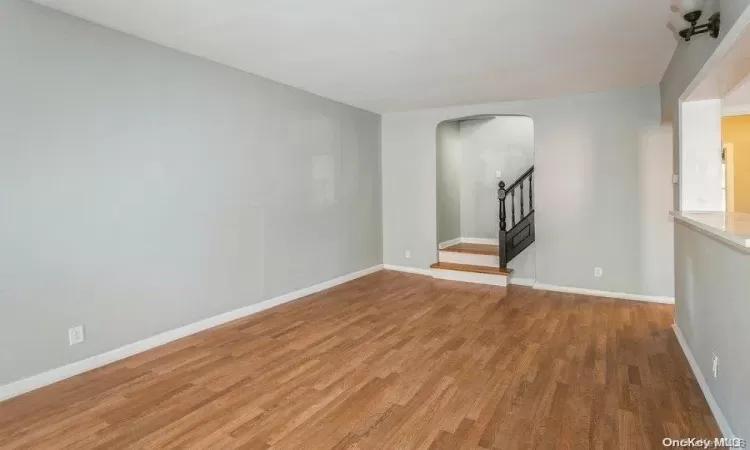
438, 237, 498, 248
438, 238, 462, 249
672, 324, 735, 439
383, 266, 672, 303
532, 283, 674, 304
0, 264, 384, 402
460, 237, 499, 245
382, 264, 433, 276
509, 277, 536, 287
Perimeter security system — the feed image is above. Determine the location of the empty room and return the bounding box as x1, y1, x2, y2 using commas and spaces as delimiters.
1, 0, 749, 448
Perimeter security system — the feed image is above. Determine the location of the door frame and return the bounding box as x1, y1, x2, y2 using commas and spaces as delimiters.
724, 143, 736, 212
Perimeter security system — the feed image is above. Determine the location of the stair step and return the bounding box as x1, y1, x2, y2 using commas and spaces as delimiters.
430, 262, 511, 276
438, 249, 499, 268
442, 243, 498, 255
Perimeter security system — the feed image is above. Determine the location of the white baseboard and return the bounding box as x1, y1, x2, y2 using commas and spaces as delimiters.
438, 238, 462, 249
382, 264, 433, 276
532, 283, 674, 304
672, 324, 735, 439
509, 277, 536, 287
0, 264, 384, 402
384, 266, 671, 303
438, 237, 498, 248
460, 237, 499, 245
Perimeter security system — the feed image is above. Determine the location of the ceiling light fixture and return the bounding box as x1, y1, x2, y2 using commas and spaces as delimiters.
673, 0, 720, 41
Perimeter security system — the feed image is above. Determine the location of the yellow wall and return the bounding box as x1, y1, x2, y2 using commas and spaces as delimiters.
721, 116, 750, 213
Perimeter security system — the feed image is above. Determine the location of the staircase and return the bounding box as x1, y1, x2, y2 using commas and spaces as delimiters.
430, 166, 535, 286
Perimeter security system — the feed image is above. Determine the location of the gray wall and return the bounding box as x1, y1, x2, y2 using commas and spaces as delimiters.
674, 222, 750, 439
382, 86, 674, 296
459, 117, 534, 239
0, 0, 382, 386
436, 121, 462, 244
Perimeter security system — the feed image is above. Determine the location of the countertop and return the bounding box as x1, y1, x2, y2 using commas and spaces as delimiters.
670, 211, 750, 250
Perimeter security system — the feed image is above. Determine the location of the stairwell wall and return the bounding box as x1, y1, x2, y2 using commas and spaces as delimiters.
436, 121, 463, 244
458, 117, 534, 240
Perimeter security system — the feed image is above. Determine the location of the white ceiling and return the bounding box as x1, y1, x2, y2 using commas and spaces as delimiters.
31, 0, 678, 112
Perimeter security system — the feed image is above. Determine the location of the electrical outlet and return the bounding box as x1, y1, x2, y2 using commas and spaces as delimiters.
68, 326, 85, 346
594, 267, 603, 277
712, 352, 719, 378
405, 250, 411, 259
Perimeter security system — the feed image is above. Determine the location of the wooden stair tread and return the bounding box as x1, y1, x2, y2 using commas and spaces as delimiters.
430, 262, 511, 276
442, 243, 499, 255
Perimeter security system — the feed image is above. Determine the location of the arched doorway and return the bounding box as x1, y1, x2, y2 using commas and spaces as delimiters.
434, 115, 536, 282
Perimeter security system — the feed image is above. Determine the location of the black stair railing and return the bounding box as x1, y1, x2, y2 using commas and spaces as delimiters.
497, 181, 507, 269
497, 166, 535, 269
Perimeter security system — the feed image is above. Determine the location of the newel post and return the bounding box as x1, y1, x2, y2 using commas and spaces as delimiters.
498, 181, 507, 269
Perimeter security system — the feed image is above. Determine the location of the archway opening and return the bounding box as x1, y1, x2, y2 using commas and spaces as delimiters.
435, 115, 536, 280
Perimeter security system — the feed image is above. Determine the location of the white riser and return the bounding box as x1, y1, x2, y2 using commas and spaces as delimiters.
431, 269, 508, 286
438, 250, 499, 268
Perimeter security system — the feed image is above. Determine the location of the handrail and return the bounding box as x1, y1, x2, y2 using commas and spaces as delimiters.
504, 166, 534, 193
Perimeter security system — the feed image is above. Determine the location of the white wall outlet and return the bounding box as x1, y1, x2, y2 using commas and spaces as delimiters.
495, 170, 502, 178
405, 250, 411, 259
68, 325, 85, 346
594, 267, 603, 277
712, 352, 719, 378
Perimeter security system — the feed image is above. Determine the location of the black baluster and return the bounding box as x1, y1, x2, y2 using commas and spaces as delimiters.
529, 172, 534, 211
520, 179, 525, 218
511, 189, 516, 227
498, 181, 507, 269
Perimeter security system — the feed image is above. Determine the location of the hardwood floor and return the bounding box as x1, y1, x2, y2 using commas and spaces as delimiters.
0, 271, 719, 449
